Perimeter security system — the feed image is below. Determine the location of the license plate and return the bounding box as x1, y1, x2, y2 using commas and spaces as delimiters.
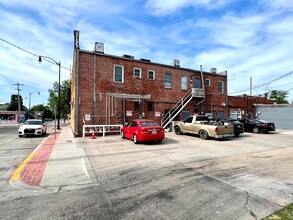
152, 130, 157, 134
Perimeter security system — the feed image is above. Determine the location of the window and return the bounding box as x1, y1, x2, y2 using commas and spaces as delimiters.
164, 72, 172, 88
206, 79, 210, 87
147, 102, 154, 111
148, 70, 155, 80
134, 68, 141, 78
218, 81, 224, 93
114, 65, 124, 83
193, 78, 200, 88
181, 75, 188, 90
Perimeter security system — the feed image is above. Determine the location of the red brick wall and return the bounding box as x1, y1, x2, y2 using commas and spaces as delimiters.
73, 51, 230, 136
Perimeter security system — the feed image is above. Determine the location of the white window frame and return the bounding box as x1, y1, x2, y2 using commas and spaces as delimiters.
164, 72, 172, 88
133, 68, 141, 78
181, 75, 188, 90
114, 65, 124, 83
218, 81, 224, 93
206, 79, 211, 87
148, 70, 155, 80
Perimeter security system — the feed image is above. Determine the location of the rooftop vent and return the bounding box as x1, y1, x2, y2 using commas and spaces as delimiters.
95, 42, 104, 53
173, 59, 180, 67
210, 67, 217, 74
122, 54, 134, 59
140, 58, 151, 62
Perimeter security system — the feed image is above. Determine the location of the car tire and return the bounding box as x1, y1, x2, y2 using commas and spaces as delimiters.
121, 131, 125, 139
156, 139, 162, 144
174, 126, 182, 135
18, 135, 23, 137
253, 127, 259, 133
133, 134, 139, 144
234, 133, 240, 137
199, 129, 208, 140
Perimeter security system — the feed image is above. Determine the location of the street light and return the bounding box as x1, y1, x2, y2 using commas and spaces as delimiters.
29, 91, 40, 119
38, 55, 61, 129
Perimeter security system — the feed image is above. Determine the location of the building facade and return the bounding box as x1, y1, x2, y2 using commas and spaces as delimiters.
71, 31, 274, 137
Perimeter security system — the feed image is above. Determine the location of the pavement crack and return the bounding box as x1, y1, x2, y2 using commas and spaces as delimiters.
245, 191, 258, 220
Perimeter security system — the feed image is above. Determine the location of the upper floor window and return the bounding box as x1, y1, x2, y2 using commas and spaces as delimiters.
193, 78, 200, 88
147, 102, 154, 111
206, 79, 210, 87
114, 65, 124, 83
148, 70, 155, 80
218, 81, 224, 93
181, 75, 188, 90
134, 68, 141, 78
164, 72, 172, 88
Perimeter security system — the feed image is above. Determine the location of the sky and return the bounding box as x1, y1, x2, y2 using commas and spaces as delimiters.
0, 0, 293, 108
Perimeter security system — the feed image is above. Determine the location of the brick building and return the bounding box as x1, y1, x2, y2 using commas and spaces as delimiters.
71, 30, 274, 137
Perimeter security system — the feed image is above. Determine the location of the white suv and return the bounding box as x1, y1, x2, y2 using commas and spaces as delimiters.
18, 119, 47, 137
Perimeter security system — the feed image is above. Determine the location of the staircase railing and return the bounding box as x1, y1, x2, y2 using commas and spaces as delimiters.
161, 88, 205, 129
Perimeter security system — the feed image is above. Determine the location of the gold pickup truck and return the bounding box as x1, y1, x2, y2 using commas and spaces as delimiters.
174, 115, 234, 140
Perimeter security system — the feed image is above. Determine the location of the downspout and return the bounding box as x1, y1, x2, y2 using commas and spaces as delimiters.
196, 65, 206, 108
93, 52, 96, 124
75, 49, 80, 136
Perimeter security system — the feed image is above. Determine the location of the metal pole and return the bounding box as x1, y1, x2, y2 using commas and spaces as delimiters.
29, 93, 31, 119
57, 62, 61, 129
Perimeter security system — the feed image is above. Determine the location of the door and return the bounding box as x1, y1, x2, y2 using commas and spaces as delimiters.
193, 79, 200, 88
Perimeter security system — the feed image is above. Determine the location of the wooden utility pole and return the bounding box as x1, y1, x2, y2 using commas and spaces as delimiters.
13, 83, 24, 123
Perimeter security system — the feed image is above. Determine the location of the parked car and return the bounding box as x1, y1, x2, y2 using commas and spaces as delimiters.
218, 118, 244, 137
121, 119, 165, 144
240, 119, 276, 133
174, 115, 234, 140
18, 119, 47, 137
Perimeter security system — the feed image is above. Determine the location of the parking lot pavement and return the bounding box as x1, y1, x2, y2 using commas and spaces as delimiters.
77, 131, 293, 219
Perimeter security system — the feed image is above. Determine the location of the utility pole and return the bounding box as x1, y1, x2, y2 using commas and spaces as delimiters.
13, 83, 24, 123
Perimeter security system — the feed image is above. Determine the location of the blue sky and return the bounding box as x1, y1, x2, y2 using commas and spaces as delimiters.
0, 0, 293, 108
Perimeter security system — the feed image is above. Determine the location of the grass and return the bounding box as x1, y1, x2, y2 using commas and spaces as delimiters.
263, 203, 293, 220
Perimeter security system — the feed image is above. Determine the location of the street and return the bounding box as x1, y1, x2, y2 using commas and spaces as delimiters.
0, 126, 292, 219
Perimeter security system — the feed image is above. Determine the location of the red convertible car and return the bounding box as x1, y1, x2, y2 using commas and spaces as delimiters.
121, 119, 165, 144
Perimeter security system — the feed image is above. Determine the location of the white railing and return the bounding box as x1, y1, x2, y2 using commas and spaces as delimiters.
83, 124, 123, 138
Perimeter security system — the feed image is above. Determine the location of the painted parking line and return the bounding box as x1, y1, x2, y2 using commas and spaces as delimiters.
10, 151, 36, 180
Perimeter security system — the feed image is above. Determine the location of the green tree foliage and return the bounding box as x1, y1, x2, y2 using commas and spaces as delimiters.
31, 104, 54, 119
7, 94, 24, 111
48, 79, 70, 120
269, 90, 289, 104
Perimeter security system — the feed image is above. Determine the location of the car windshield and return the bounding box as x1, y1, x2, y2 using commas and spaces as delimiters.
255, 120, 268, 123
24, 120, 42, 125
139, 121, 158, 127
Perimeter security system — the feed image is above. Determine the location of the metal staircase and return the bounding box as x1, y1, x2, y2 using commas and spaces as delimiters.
161, 88, 205, 129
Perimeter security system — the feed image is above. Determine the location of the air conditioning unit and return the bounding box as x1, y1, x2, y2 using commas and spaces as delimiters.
173, 59, 180, 67
95, 42, 104, 53
210, 67, 217, 74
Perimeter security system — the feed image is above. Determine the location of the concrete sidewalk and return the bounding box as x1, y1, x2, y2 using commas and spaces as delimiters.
10, 124, 96, 191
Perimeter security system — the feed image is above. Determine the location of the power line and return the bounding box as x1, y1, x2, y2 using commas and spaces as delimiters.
0, 37, 71, 72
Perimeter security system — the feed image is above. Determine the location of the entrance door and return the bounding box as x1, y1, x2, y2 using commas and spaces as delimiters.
193, 78, 200, 88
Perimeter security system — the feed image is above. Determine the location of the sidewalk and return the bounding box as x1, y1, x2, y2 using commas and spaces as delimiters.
10, 124, 96, 190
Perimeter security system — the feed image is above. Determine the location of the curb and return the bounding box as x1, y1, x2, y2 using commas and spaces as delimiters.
9, 131, 60, 187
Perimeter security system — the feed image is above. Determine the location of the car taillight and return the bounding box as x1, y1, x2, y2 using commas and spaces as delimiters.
215, 127, 218, 133
260, 123, 268, 127
141, 128, 151, 134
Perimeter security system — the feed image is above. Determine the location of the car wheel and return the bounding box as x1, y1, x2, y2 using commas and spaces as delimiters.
234, 133, 240, 137
121, 131, 125, 139
133, 134, 139, 144
253, 127, 259, 133
18, 135, 23, 137
199, 130, 208, 140
156, 139, 162, 144
174, 126, 182, 135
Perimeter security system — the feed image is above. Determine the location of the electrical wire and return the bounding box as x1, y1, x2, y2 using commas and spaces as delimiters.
229, 70, 293, 95
0, 37, 71, 72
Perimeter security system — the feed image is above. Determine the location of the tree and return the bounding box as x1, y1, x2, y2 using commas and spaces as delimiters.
7, 94, 24, 111
48, 79, 70, 120
31, 104, 54, 119
269, 90, 289, 104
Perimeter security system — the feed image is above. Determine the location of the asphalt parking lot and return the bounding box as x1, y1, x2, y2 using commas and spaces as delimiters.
77, 130, 293, 219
